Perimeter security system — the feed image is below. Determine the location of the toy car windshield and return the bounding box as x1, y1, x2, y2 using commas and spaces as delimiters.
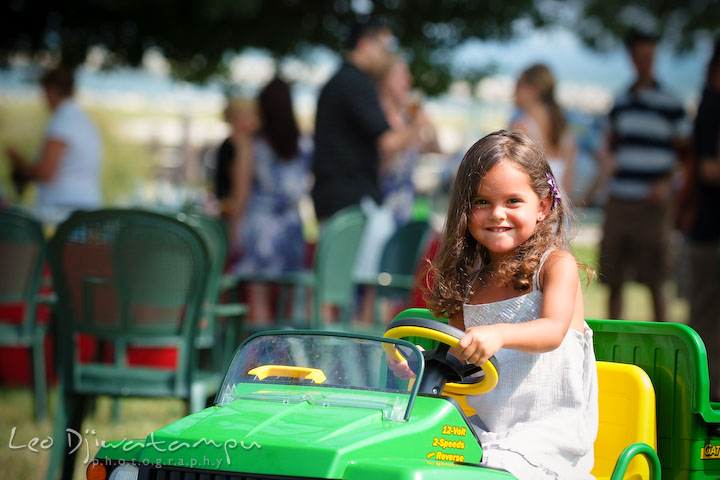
215, 331, 424, 421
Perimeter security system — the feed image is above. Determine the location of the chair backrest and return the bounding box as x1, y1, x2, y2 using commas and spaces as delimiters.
314, 206, 366, 305
182, 213, 227, 305
593, 361, 657, 479
180, 213, 229, 351
0, 208, 45, 329
48, 209, 210, 393
378, 220, 429, 276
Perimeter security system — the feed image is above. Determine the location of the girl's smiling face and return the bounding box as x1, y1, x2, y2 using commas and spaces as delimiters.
468, 159, 551, 263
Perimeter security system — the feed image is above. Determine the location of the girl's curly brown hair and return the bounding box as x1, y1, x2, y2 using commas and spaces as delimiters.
425, 130, 579, 319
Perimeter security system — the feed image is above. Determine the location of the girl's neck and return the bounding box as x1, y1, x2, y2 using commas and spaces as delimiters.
487, 250, 515, 266
477, 267, 503, 285
469, 266, 526, 304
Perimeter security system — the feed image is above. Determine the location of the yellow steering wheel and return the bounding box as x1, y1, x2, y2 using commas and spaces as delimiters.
384, 318, 499, 395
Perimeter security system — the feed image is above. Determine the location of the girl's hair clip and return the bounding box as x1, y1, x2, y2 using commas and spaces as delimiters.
546, 172, 562, 208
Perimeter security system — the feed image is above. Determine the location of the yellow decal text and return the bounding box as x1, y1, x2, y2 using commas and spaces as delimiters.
434, 451, 464, 462
441, 425, 467, 437
432, 437, 466, 450
702, 444, 720, 460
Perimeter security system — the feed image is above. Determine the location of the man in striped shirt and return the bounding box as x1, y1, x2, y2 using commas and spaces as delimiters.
600, 30, 690, 322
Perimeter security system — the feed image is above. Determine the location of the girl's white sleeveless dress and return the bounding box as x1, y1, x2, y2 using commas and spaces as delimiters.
463, 251, 598, 479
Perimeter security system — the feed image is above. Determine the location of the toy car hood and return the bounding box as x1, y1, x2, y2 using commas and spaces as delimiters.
93, 331, 503, 478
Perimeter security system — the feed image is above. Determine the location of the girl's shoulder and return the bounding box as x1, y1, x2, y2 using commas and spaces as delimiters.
537, 249, 578, 289
543, 248, 575, 263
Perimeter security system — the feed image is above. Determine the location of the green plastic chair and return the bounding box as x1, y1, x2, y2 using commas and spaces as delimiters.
140, 209, 248, 367
107, 211, 247, 421
46, 209, 220, 480
0, 208, 49, 421
359, 220, 430, 326
180, 212, 247, 369
311, 206, 367, 328
233, 205, 367, 330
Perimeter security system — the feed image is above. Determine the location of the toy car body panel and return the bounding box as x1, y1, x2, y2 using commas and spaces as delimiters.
91, 331, 515, 479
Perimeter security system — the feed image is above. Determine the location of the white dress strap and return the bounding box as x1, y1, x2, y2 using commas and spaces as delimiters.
533, 249, 556, 292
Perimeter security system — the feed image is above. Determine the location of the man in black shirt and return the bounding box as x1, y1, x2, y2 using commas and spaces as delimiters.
312, 21, 420, 220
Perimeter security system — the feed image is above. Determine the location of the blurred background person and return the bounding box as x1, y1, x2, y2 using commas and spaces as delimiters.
686, 37, 720, 401
378, 54, 440, 226
214, 96, 259, 226
226, 78, 311, 323
599, 30, 690, 323
510, 63, 576, 194
311, 20, 423, 222
4, 66, 102, 224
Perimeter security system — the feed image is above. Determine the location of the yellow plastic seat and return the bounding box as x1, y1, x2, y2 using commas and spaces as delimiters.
593, 361, 660, 480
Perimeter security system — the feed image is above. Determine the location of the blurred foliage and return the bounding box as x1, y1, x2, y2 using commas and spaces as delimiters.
569, 0, 720, 51
0, 0, 717, 96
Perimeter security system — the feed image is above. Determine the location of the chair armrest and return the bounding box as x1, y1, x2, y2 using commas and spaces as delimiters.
609, 442, 661, 480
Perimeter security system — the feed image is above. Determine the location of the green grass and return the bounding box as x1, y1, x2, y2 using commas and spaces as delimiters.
1, 388, 186, 480
572, 243, 689, 324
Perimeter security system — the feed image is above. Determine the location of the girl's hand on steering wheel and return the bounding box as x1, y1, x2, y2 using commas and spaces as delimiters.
458, 325, 503, 366
386, 346, 424, 380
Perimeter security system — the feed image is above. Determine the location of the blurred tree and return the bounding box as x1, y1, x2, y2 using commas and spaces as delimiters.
0, 0, 716, 95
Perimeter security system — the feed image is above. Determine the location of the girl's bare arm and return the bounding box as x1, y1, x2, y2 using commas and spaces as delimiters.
458, 250, 580, 365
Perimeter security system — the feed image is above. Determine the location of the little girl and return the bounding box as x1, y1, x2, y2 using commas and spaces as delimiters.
426, 130, 598, 479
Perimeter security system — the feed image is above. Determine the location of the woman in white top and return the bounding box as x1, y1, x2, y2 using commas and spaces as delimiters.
6, 67, 101, 224
511, 64, 576, 197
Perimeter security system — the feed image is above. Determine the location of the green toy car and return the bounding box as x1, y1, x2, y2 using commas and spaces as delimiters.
85, 311, 720, 480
